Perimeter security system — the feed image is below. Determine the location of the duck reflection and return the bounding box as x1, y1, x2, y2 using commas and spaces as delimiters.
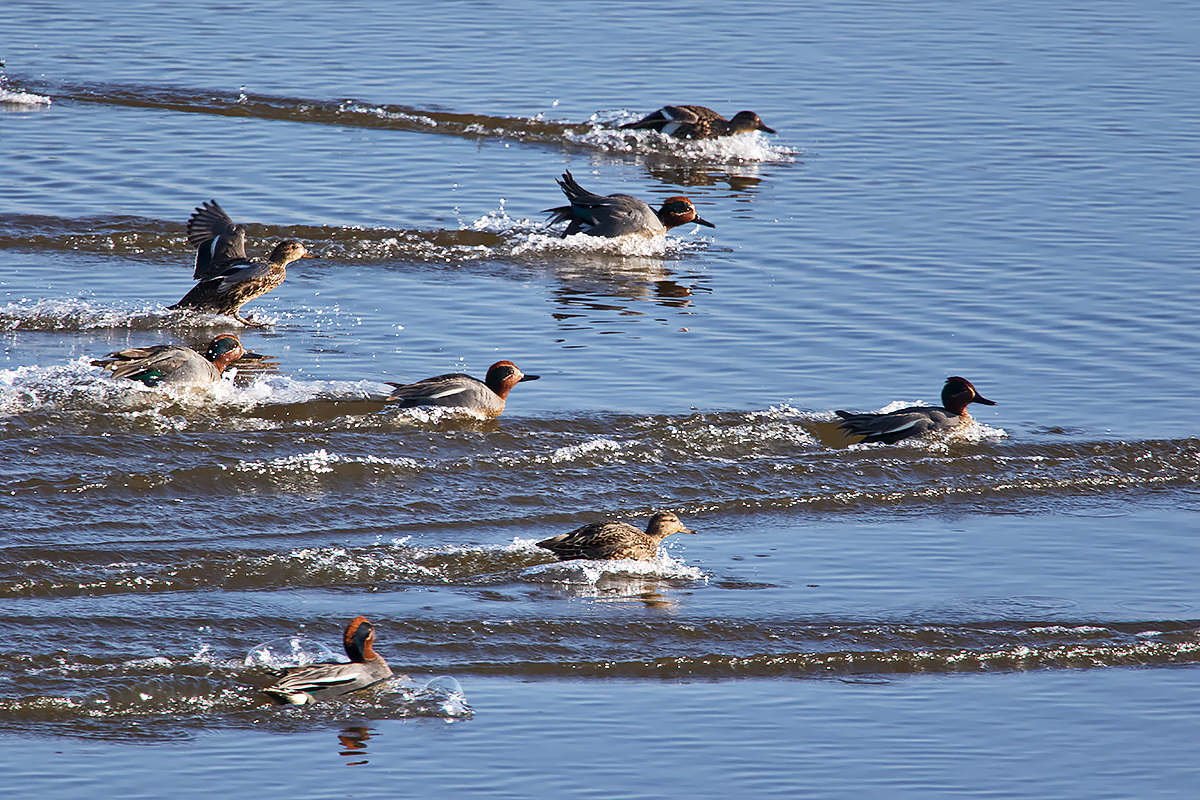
338, 725, 376, 765
643, 163, 765, 193
547, 256, 706, 331
547, 576, 679, 609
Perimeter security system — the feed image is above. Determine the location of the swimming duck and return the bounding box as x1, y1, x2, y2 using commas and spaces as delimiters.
384, 360, 540, 418
619, 105, 776, 139
92, 334, 255, 387
537, 512, 695, 561
261, 616, 394, 705
544, 170, 715, 239
835, 376, 997, 444
169, 200, 314, 326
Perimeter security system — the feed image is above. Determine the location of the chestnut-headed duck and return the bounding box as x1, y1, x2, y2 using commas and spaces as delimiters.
544, 170, 715, 239
93, 334, 255, 387
262, 616, 394, 705
384, 360, 540, 418
835, 376, 997, 444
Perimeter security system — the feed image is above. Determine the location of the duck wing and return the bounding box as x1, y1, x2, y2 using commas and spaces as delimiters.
537, 522, 640, 560
834, 407, 941, 444
170, 259, 270, 308
385, 373, 479, 405
619, 105, 704, 130
187, 201, 248, 280
95, 345, 205, 386
262, 661, 391, 704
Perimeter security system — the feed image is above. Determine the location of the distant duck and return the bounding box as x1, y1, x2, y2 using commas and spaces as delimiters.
537, 512, 695, 561
169, 200, 314, 326
544, 170, 715, 239
835, 376, 997, 444
619, 105, 776, 139
384, 360, 540, 418
261, 616, 394, 705
93, 334, 255, 387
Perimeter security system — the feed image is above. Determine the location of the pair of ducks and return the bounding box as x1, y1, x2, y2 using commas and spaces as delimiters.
167, 170, 714, 328
264, 510, 695, 705
95, 338, 539, 418
166, 104, 774, 327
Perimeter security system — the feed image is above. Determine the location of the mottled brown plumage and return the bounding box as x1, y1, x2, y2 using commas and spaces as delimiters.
537, 512, 695, 561
170, 200, 314, 326
619, 105, 776, 139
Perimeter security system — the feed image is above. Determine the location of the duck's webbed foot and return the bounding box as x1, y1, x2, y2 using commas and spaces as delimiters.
235, 314, 271, 328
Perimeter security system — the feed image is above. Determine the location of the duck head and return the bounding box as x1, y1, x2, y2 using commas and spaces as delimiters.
657, 197, 716, 230
484, 360, 540, 399
270, 240, 317, 265
729, 110, 776, 134
343, 616, 379, 662
942, 376, 996, 416
646, 511, 695, 539
203, 335, 250, 373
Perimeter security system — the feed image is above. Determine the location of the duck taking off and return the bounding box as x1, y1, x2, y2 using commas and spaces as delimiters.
169, 200, 314, 326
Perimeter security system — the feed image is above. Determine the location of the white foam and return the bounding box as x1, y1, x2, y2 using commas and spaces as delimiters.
0, 359, 398, 428
245, 636, 345, 669
228, 449, 422, 476
0, 298, 178, 331
337, 101, 438, 128
521, 546, 705, 583
566, 120, 796, 164
469, 204, 709, 258
0, 82, 51, 106
549, 437, 622, 462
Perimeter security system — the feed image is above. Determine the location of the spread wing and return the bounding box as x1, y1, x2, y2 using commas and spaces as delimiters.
187, 200, 249, 280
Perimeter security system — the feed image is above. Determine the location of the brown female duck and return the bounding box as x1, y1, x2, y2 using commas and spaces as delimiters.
169, 200, 314, 326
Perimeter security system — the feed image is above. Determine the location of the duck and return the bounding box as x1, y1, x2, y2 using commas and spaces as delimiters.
92, 334, 256, 387
384, 360, 539, 418
544, 170, 715, 239
261, 616, 394, 705
834, 376, 997, 444
537, 512, 695, 561
169, 200, 314, 326
619, 105, 776, 139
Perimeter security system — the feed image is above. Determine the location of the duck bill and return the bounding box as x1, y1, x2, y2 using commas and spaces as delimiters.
519, 374, 541, 382
301, 252, 318, 259
240, 351, 269, 360
758, 124, 777, 134
692, 216, 716, 228
973, 395, 997, 406
681, 527, 696, 534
